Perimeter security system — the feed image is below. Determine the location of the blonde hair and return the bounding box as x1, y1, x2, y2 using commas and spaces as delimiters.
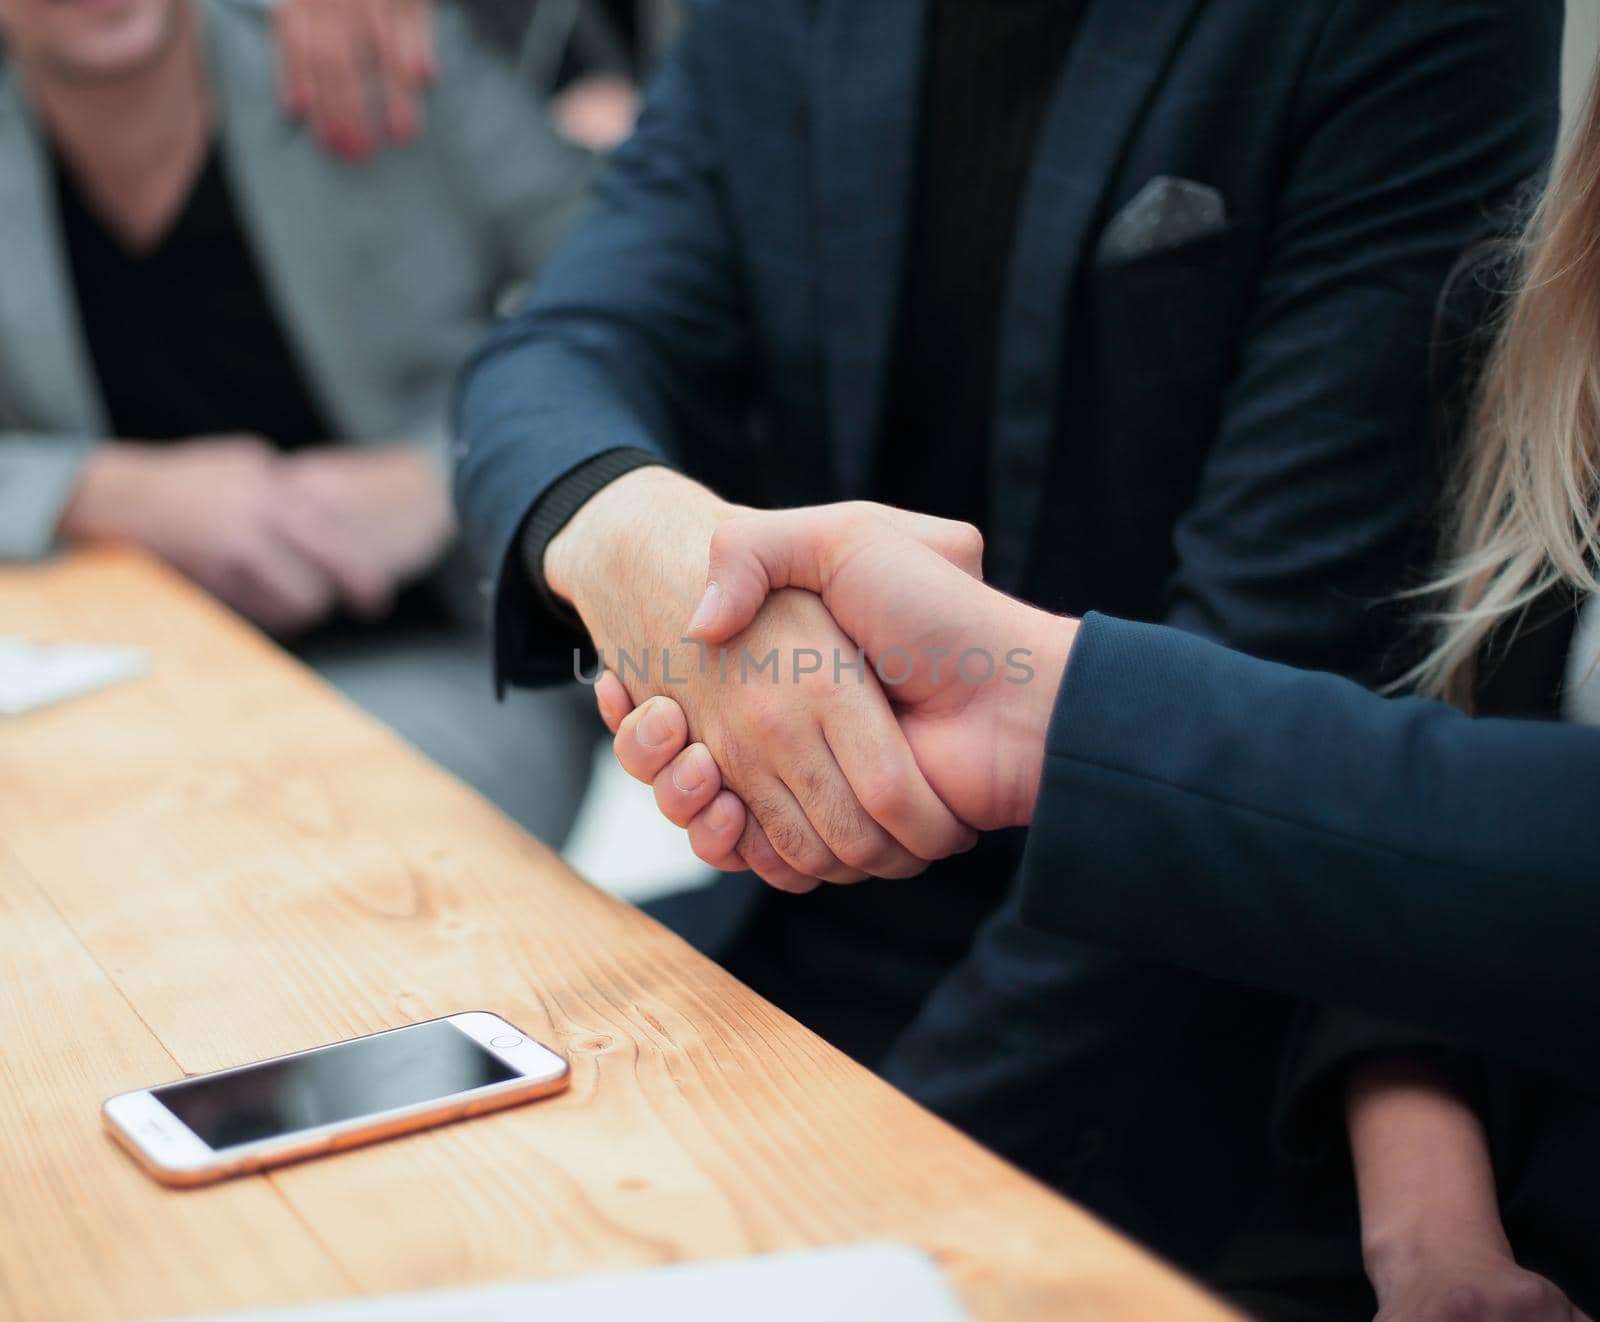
1409, 63, 1600, 708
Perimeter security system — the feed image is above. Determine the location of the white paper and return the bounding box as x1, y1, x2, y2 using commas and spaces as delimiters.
0, 637, 149, 716
165, 1243, 971, 1322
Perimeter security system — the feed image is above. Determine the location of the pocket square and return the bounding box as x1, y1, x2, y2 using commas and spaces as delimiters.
1096, 176, 1228, 263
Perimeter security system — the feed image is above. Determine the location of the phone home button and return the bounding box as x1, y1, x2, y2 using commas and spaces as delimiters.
489, 1034, 523, 1049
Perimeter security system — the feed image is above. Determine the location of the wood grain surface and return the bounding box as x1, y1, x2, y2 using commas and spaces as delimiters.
0, 548, 1239, 1322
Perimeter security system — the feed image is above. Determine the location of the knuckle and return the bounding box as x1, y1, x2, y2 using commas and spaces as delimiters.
755, 808, 829, 876
1504, 1277, 1561, 1319
689, 827, 731, 869
1437, 1287, 1491, 1322
744, 696, 794, 743
786, 836, 836, 880
856, 764, 911, 824
736, 819, 783, 874
652, 781, 694, 828
838, 503, 879, 540
707, 519, 745, 563
832, 826, 892, 874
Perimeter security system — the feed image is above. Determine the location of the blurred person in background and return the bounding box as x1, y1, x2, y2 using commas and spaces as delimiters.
0, 0, 599, 843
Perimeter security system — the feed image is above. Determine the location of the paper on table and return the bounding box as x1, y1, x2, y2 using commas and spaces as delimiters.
0, 637, 149, 716
165, 1243, 972, 1322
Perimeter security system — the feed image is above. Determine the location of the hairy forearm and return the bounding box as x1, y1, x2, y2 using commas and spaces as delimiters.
1347, 1057, 1508, 1287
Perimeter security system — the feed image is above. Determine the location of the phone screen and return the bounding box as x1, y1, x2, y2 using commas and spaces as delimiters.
153, 1020, 516, 1151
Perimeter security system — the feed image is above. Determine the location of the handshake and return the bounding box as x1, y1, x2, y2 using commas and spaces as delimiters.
546, 469, 1079, 894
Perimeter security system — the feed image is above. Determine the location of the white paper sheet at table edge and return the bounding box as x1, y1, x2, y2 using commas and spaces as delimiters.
0, 637, 150, 716
152, 1243, 972, 1322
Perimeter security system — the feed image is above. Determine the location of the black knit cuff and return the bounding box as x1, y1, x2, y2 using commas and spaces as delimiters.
518, 448, 671, 626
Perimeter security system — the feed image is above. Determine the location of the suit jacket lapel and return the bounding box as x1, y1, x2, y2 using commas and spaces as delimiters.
0, 71, 107, 435
985, 0, 1205, 589
813, 0, 926, 498
205, 2, 362, 437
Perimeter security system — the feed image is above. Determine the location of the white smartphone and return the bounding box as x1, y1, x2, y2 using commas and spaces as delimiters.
102, 1012, 570, 1187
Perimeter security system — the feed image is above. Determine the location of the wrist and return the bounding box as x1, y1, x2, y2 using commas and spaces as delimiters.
1003, 609, 1079, 827
1363, 1216, 1514, 1296
544, 467, 736, 632
55, 443, 148, 543
1346, 1061, 1512, 1294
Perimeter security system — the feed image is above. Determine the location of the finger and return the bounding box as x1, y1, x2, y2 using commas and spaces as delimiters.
373, 0, 423, 141
867, 504, 985, 579
776, 719, 940, 880
686, 790, 749, 870
652, 743, 722, 828
687, 508, 836, 644
740, 771, 868, 887
688, 504, 984, 645
613, 696, 690, 784
225, 537, 338, 636
394, 0, 438, 80
305, 6, 376, 159
274, 2, 313, 115
731, 807, 825, 894
274, 501, 393, 619
594, 671, 633, 735
823, 693, 978, 863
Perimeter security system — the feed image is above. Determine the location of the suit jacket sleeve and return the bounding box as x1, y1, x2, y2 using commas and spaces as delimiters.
0, 432, 97, 560
1160, 0, 1560, 681
1019, 613, 1600, 1091
452, 2, 751, 689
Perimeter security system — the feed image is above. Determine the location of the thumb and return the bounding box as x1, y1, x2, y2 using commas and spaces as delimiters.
685, 509, 835, 644
864, 505, 984, 580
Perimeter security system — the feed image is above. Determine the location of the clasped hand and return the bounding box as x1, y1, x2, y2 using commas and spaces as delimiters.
584, 493, 1078, 892
59, 437, 453, 636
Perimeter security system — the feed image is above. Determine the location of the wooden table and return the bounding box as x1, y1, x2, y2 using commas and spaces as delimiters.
0, 549, 1238, 1322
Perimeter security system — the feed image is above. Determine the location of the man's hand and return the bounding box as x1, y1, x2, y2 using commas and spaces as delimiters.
545, 473, 977, 893
54, 438, 444, 635
274, 0, 436, 159
591, 501, 1080, 881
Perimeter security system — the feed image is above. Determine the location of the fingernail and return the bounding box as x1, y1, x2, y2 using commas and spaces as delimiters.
705, 798, 732, 831
687, 582, 721, 633
671, 751, 706, 794
637, 705, 671, 749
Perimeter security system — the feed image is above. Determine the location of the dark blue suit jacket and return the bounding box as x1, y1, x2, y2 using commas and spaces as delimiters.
458, 0, 1558, 688
1033, 613, 1600, 1093
453, 0, 1561, 1271
1032, 614, 1600, 1306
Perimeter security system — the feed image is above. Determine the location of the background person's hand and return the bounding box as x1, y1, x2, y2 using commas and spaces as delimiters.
282, 445, 454, 591
56, 437, 393, 635
1370, 1244, 1590, 1322
274, 0, 437, 159
550, 73, 641, 152
546, 470, 976, 892
594, 501, 1080, 880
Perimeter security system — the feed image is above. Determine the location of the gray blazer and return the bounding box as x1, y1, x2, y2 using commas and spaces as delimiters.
0, 0, 595, 560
